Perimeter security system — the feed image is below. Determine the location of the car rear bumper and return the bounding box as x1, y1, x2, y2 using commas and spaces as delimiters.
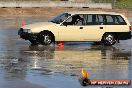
117, 31, 131, 40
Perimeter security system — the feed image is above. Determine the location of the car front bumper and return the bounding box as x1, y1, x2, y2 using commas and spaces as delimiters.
18, 28, 37, 40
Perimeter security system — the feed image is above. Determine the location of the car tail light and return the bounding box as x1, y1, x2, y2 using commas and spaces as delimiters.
129, 26, 132, 30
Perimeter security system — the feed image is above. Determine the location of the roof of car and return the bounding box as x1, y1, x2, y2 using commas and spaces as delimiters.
67, 11, 122, 15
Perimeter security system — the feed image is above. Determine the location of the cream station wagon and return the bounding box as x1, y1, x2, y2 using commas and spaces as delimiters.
18, 11, 131, 46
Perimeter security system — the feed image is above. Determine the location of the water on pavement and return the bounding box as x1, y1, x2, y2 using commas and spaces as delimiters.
0, 16, 132, 88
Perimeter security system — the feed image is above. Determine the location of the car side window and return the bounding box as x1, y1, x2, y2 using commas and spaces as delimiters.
63, 14, 84, 26
105, 15, 114, 25
116, 15, 127, 25
84, 14, 98, 25
97, 15, 105, 25
105, 15, 127, 25
84, 14, 105, 25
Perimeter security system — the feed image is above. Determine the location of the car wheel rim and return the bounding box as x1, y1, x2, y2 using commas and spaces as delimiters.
105, 35, 115, 44
44, 35, 51, 45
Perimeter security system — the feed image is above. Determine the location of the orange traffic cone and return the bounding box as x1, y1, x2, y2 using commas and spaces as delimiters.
22, 21, 25, 27
58, 41, 64, 49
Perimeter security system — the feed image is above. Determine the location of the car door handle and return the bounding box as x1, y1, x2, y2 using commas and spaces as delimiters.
80, 27, 83, 29
100, 27, 103, 29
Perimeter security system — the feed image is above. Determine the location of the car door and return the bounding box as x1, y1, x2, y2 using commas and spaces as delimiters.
58, 14, 86, 41
81, 14, 106, 41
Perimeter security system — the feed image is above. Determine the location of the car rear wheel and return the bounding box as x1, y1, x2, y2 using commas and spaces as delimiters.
101, 33, 117, 46
38, 33, 53, 45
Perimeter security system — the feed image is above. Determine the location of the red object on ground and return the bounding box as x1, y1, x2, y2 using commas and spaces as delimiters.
22, 21, 25, 27
58, 41, 64, 49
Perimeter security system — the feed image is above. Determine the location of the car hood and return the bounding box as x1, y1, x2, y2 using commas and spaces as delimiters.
22, 22, 57, 29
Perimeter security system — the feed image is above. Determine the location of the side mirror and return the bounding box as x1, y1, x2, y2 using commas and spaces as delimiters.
62, 22, 68, 26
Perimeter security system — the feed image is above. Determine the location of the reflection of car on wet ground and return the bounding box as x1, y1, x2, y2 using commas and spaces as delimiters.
26, 45, 131, 60
18, 11, 131, 46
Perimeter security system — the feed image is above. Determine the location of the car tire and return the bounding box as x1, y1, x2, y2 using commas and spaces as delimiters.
38, 33, 54, 45
101, 33, 117, 46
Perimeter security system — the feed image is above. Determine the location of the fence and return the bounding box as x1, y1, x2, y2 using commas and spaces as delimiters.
0, 1, 112, 9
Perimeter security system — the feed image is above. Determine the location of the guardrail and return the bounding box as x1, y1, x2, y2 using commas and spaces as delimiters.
0, 1, 112, 9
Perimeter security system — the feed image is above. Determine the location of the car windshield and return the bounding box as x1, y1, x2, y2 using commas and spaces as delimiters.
50, 13, 71, 24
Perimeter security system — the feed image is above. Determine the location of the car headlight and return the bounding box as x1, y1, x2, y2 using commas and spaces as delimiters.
23, 29, 31, 33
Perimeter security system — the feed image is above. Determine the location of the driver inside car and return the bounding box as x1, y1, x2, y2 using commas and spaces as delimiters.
64, 15, 84, 25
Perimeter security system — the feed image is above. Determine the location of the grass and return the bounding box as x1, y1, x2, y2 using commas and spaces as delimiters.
93, 0, 132, 9
115, 0, 132, 9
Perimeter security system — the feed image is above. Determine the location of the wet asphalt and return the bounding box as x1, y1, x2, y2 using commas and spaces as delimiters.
0, 17, 132, 88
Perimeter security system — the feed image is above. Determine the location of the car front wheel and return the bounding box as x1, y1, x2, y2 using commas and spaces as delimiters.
101, 33, 117, 46
38, 33, 53, 45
